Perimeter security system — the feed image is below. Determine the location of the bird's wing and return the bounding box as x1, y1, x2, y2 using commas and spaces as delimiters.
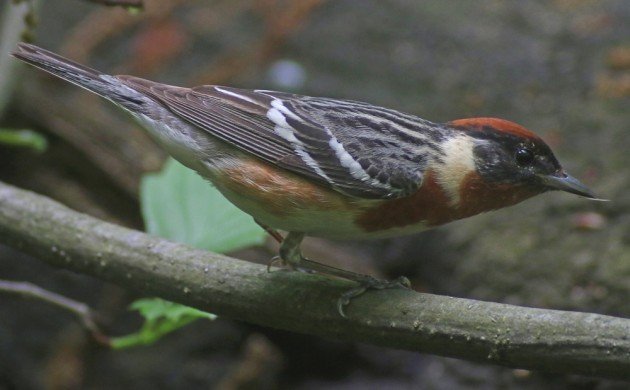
121, 78, 440, 199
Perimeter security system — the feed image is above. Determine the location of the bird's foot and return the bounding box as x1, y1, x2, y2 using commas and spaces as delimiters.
266, 255, 314, 274
266, 255, 283, 273
337, 275, 411, 318
269, 231, 412, 317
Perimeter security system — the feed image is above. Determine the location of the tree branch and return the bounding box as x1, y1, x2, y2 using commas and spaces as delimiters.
0, 180, 628, 379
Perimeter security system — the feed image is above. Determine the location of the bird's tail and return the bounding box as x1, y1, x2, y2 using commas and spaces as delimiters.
12, 43, 149, 110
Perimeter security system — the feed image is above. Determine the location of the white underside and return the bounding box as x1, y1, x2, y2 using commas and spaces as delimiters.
209, 182, 430, 240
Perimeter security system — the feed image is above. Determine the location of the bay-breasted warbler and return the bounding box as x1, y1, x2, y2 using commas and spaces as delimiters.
13, 43, 596, 316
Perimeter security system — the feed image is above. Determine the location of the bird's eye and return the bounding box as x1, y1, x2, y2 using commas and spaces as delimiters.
515, 148, 534, 166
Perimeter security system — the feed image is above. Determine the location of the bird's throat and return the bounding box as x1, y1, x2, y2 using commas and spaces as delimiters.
456, 172, 541, 217
355, 170, 540, 233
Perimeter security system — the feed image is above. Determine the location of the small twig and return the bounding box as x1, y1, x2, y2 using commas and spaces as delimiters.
82, 0, 143, 8
62, 0, 182, 63
0, 279, 110, 346
0, 0, 39, 117
255, 220, 284, 243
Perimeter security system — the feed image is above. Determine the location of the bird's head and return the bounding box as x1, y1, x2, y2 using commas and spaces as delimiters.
436, 117, 595, 217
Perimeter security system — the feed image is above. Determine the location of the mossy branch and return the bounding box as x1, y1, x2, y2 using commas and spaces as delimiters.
0, 180, 628, 379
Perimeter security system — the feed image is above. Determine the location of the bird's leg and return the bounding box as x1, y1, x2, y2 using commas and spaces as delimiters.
277, 232, 411, 317
254, 220, 288, 271
278, 231, 305, 269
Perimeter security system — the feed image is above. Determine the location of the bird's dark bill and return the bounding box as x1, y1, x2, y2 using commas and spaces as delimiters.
539, 172, 595, 198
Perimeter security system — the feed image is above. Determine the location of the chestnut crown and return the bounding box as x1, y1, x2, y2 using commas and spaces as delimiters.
449, 118, 594, 198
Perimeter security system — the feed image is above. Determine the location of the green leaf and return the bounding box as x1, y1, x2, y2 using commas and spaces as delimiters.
110, 298, 216, 349
0, 129, 47, 152
140, 158, 266, 253
116, 158, 267, 349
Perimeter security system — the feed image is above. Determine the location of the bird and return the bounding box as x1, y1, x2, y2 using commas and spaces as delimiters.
12, 43, 596, 316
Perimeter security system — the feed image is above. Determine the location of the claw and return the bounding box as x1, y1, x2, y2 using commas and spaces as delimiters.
389, 276, 411, 289
266, 255, 282, 272
337, 285, 368, 318
267, 255, 317, 274
337, 276, 412, 317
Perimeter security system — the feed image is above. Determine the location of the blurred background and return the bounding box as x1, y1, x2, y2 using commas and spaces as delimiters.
0, 0, 628, 388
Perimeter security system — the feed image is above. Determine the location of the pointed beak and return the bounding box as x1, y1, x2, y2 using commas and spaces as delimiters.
538, 172, 596, 199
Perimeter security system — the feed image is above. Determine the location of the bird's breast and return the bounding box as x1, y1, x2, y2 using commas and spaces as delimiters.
355, 170, 459, 232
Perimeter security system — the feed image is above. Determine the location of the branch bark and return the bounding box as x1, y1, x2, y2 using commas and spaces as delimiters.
0, 180, 628, 379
